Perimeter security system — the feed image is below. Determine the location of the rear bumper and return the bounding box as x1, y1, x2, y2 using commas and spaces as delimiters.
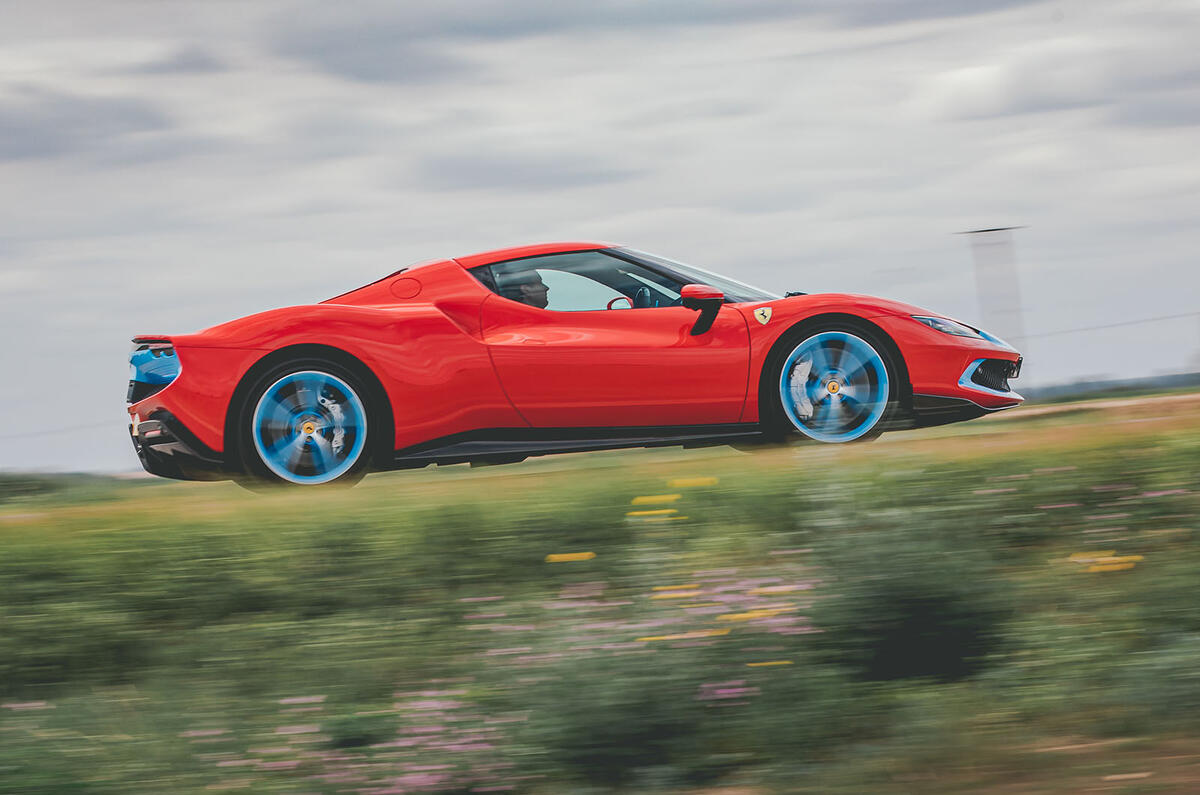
130, 410, 230, 481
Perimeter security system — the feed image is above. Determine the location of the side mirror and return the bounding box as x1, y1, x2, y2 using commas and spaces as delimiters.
680, 283, 723, 335
606, 295, 633, 310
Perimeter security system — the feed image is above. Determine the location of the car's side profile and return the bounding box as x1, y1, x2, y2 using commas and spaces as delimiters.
127, 242, 1023, 486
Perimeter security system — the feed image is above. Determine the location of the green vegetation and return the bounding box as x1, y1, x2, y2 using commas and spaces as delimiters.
1, 396, 1198, 793
0, 472, 147, 506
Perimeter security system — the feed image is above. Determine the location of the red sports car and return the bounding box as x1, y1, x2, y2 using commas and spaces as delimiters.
127, 241, 1023, 486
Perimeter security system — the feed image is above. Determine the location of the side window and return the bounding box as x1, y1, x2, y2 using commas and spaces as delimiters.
471, 251, 683, 311
538, 269, 624, 311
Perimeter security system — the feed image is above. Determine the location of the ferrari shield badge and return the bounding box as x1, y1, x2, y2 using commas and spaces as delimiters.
754, 306, 773, 325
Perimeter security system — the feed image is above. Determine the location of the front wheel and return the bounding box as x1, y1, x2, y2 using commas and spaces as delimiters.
770, 328, 897, 443
239, 362, 371, 487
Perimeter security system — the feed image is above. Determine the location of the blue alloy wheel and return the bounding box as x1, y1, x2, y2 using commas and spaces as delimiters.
251, 370, 368, 484
778, 331, 890, 443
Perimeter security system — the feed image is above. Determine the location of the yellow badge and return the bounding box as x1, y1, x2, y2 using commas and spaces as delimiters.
754, 307, 773, 325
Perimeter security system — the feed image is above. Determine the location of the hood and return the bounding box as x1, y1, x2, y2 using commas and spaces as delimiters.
775, 292, 944, 320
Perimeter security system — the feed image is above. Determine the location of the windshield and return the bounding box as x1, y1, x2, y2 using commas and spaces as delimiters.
613, 248, 780, 303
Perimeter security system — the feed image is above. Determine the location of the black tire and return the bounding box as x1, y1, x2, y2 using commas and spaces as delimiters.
236, 357, 374, 489
760, 321, 901, 444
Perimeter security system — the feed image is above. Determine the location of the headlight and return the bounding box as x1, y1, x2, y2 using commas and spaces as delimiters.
912, 315, 983, 339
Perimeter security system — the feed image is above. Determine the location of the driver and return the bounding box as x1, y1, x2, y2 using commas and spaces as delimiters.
502, 270, 550, 308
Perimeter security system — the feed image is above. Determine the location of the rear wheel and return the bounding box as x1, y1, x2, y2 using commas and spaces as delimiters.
766, 326, 898, 443
238, 360, 371, 487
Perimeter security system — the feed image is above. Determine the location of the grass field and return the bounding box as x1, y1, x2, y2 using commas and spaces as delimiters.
2, 393, 1199, 793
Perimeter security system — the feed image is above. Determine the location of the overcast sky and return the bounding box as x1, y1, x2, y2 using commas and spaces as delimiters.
2, 0, 1198, 472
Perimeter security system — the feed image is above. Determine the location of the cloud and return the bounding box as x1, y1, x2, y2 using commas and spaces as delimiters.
272, 27, 473, 84
915, 19, 1200, 122
127, 45, 226, 74
1109, 88, 1200, 127
278, 111, 421, 160
824, 0, 1047, 27
917, 38, 1113, 120
266, 0, 812, 83
264, 0, 1060, 88
413, 149, 637, 191
0, 267, 42, 294
0, 87, 171, 160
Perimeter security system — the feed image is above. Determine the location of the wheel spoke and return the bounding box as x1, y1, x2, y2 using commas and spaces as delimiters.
840, 394, 868, 425
313, 420, 357, 436
276, 391, 304, 417
293, 375, 327, 410
291, 389, 316, 413
826, 398, 853, 431
284, 439, 307, 471
310, 436, 336, 473
840, 349, 870, 380
807, 346, 833, 377
266, 432, 294, 456
863, 376, 885, 404
813, 397, 838, 427
844, 370, 872, 401
262, 419, 292, 436
830, 340, 851, 371
265, 398, 295, 430
266, 434, 304, 464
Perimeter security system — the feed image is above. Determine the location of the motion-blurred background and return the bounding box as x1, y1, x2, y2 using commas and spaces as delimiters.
4, 400, 1199, 792
1, 0, 1198, 473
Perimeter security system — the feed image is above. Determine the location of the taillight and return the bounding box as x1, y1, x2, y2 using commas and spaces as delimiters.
127, 343, 180, 403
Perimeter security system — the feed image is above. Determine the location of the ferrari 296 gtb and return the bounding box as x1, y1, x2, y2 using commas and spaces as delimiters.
127, 242, 1023, 486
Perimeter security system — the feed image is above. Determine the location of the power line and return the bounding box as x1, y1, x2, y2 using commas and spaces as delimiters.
0, 421, 121, 441
1026, 311, 1200, 339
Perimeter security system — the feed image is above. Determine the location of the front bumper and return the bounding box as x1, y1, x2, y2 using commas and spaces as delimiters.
130, 410, 229, 481
906, 394, 999, 428
958, 357, 1023, 401
870, 314, 1024, 411
905, 357, 1023, 428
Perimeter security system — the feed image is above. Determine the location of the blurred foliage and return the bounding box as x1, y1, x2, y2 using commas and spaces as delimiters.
0, 472, 144, 505
0, 403, 1198, 792
809, 531, 1014, 681
0, 473, 62, 502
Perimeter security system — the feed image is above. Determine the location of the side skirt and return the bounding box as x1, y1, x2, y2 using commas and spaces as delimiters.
391, 424, 766, 469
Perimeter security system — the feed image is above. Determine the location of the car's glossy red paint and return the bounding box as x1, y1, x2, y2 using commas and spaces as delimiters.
680, 284, 724, 301
128, 241, 1022, 481
480, 295, 750, 427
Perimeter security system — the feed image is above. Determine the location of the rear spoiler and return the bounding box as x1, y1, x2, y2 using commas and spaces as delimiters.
132, 335, 175, 345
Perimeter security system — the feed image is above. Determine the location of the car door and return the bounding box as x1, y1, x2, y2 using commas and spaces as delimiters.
475, 251, 751, 428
